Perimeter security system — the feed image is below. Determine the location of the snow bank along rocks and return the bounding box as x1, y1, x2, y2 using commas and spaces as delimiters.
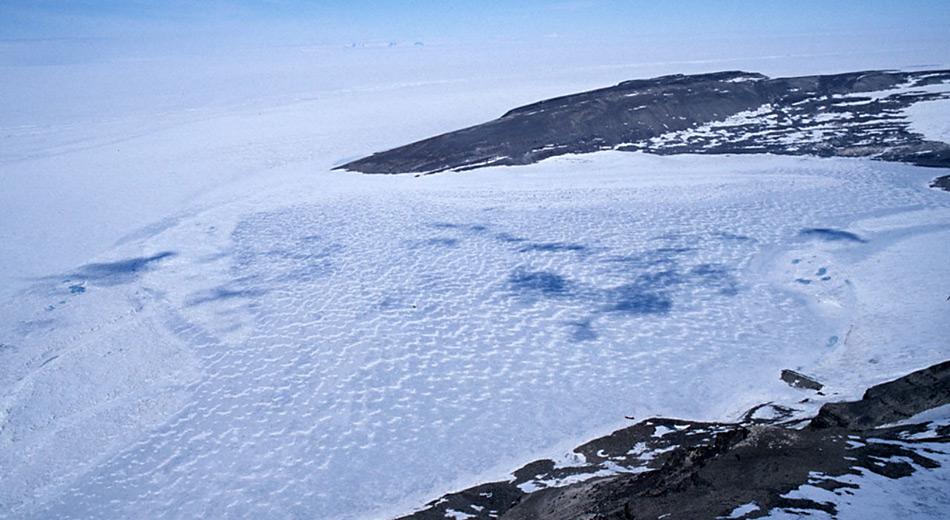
400, 361, 950, 520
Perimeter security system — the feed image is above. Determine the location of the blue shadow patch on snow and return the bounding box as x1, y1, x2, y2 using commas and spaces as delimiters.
495, 232, 527, 243
187, 287, 268, 306
429, 222, 489, 234
68, 252, 176, 286
519, 242, 588, 254
595, 258, 737, 317
403, 237, 461, 249
226, 210, 347, 286
566, 318, 598, 342
509, 268, 570, 296
690, 263, 739, 296
13, 319, 54, 335
602, 284, 673, 315
423, 237, 460, 248
428, 222, 463, 229
504, 239, 743, 337
799, 228, 867, 243
632, 270, 683, 290
714, 231, 753, 241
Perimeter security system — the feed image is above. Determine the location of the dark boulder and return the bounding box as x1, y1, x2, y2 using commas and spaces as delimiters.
780, 369, 823, 391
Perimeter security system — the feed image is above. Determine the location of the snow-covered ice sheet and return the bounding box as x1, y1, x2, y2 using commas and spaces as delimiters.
2, 41, 950, 520
2, 149, 949, 519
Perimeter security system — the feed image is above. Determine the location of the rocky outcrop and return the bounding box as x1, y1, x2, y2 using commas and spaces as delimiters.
809, 360, 950, 430
397, 361, 950, 520
339, 70, 950, 175
780, 369, 824, 391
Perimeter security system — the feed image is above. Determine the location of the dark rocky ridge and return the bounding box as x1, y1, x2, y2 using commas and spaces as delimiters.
397, 361, 950, 520
810, 360, 950, 430
339, 70, 950, 176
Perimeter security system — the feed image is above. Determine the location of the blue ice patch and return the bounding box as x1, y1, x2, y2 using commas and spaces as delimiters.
799, 228, 867, 243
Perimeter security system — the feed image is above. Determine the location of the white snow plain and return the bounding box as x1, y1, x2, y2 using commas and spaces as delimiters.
906, 97, 950, 144
2, 42, 950, 520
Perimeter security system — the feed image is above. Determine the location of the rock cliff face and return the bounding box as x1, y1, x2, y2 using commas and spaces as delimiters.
399, 361, 950, 520
339, 70, 950, 175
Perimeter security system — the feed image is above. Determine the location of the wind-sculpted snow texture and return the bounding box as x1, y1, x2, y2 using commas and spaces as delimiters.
339, 70, 950, 174
2, 152, 949, 519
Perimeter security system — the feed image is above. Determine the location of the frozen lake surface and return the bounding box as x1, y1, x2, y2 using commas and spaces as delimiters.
1, 41, 949, 519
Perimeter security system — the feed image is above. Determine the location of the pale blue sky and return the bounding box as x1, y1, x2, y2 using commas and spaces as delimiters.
3, 0, 950, 44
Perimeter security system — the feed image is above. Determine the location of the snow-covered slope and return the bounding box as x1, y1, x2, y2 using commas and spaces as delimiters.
906, 97, 950, 144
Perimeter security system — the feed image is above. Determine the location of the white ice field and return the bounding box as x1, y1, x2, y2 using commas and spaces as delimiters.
2, 42, 950, 519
